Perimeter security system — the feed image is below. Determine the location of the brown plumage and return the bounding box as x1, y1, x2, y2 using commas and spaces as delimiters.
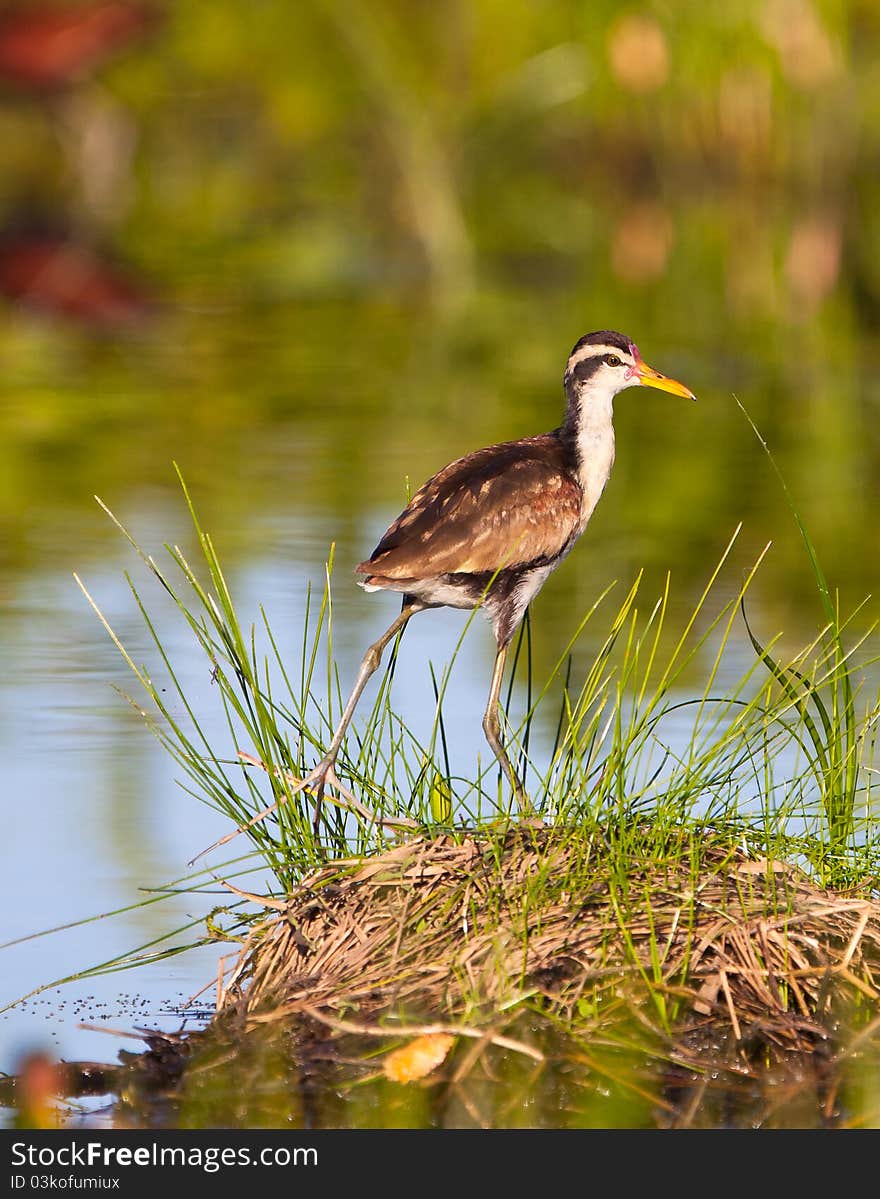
360, 435, 582, 582
285, 331, 694, 829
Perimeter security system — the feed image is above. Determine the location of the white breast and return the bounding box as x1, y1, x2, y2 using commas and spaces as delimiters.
573, 390, 616, 527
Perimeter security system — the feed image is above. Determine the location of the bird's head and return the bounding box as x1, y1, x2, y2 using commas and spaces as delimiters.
564, 330, 695, 403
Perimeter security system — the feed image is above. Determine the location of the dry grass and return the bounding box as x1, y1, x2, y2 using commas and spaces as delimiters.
217, 826, 880, 1065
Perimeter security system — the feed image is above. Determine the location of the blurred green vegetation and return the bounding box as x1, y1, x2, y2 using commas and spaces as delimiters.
1, 0, 878, 672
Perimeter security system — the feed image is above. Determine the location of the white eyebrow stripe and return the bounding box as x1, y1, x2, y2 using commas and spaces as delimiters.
566, 343, 634, 371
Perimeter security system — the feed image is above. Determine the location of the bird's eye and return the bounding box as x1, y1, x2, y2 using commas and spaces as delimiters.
604, 354, 622, 368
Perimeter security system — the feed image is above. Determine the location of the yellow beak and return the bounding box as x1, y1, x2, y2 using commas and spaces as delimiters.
636, 357, 696, 400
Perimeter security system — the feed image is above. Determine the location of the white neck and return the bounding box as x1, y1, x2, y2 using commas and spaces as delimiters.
566, 381, 617, 523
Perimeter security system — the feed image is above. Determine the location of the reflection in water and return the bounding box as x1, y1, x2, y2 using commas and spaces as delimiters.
4, 1001, 879, 1129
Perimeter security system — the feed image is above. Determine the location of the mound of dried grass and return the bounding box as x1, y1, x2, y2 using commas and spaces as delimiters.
219, 827, 880, 1062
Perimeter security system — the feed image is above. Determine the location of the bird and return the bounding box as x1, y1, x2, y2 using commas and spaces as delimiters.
289, 331, 695, 830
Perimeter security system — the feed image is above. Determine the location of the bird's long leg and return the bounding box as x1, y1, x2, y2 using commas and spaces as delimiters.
482, 642, 534, 815
193, 600, 422, 864
306, 600, 423, 833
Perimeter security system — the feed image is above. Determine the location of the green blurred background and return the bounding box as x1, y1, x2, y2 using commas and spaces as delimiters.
2, 0, 878, 641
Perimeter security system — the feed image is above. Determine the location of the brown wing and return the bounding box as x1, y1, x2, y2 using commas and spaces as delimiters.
357, 434, 583, 580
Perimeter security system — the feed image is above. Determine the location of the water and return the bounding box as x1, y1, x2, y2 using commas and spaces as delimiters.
0, 373, 871, 1082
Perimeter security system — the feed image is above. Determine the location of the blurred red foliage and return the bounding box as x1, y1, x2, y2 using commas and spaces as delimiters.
0, 232, 151, 325
0, 1, 159, 91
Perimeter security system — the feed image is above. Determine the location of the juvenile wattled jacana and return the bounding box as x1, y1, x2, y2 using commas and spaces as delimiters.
204, 331, 695, 859
284, 330, 694, 831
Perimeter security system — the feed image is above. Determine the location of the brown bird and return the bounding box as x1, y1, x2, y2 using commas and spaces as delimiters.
299, 331, 694, 826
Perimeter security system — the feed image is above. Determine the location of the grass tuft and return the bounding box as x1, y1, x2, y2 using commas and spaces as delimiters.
73, 450, 879, 904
